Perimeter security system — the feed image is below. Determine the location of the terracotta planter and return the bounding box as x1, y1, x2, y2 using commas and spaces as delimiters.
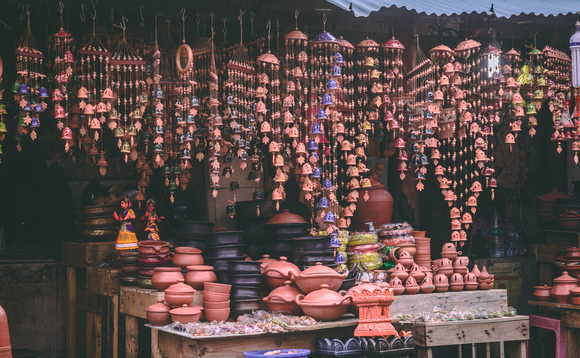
152, 267, 184, 291
412, 231, 426, 238
185, 265, 217, 289
203, 282, 232, 294
351, 178, 394, 231
205, 307, 230, 322
263, 281, 302, 315
172, 247, 204, 267
262, 257, 301, 288
532, 285, 552, 302
164, 280, 195, 308
295, 284, 351, 321
146, 300, 170, 326
550, 271, 578, 303
292, 263, 347, 293
169, 305, 203, 324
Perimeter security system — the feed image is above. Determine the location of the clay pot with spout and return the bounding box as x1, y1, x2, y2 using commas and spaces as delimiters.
550, 271, 578, 303
262, 257, 301, 288
389, 277, 405, 295
295, 284, 352, 321
263, 281, 302, 314
405, 276, 420, 295
434, 274, 449, 292
532, 285, 551, 301
351, 177, 394, 231
420, 276, 435, 293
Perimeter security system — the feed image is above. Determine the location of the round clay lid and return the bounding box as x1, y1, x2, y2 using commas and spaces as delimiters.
383, 37, 405, 50
263, 257, 300, 277
147, 300, 169, 313
300, 262, 340, 276
301, 284, 345, 304
169, 305, 202, 315
553, 271, 578, 284
186, 265, 214, 271
285, 30, 308, 41
266, 281, 302, 301
266, 210, 307, 225
165, 280, 195, 294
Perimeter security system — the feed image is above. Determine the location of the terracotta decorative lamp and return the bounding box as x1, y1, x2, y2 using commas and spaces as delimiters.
348, 281, 397, 337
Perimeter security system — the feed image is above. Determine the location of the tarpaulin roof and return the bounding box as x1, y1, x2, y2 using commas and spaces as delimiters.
327, 0, 579, 18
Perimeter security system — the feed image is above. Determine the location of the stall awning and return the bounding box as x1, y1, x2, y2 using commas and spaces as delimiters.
327, 0, 579, 18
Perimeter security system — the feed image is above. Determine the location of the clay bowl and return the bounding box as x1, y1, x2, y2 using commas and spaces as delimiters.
203, 290, 230, 303
169, 305, 203, 324
204, 282, 232, 294
204, 300, 230, 309
205, 307, 230, 322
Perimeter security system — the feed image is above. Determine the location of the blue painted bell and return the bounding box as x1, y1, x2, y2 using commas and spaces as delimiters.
23, 104, 32, 112
311, 122, 322, 135
19, 83, 29, 95
155, 88, 164, 99
39, 87, 49, 98
332, 65, 342, 77
427, 91, 434, 102
34, 103, 43, 113
324, 179, 333, 189
318, 197, 329, 209
308, 139, 318, 151
187, 114, 195, 124
227, 95, 234, 105
30, 116, 40, 128
316, 109, 327, 120
324, 211, 336, 223
420, 155, 429, 166
425, 111, 433, 119
327, 79, 338, 90
315, 31, 337, 42
336, 252, 346, 264
329, 232, 340, 248
312, 167, 321, 178
184, 132, 193, 142
322, 93, 333, 106
334, 52, 344, 64
154, 142, 163, 153
191, 96, 200, 106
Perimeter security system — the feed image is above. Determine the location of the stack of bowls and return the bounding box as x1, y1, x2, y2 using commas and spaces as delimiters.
413, 233, 431, 269
292, 236, 335, 270
136, 240, 171, 288
209, 231, 245, 282
203, 282, 232, 321
228, 260, 265, 317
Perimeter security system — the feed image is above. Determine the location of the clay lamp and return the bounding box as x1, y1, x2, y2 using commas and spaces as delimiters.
449, 273, 465, 292
471, 264, 481, 278
396, 250, 414, 268
295, 284, 352, 321
434, 274, 449, 293
409, 264, 426, 282
146, 300, 170, 326
550, 271, 578, 303
348, 281, 397, 337
292, 262, 347, 293
436, 259, 454, 277
532, 285, 552, 302
477, 266, 493, 290
420, 276, 435, 293
404, 276, 420, 295
263, 281, 302, 315
164, 279, 195, 308
464, 272, 479, 291
390, 263, 409, 281
262, 256, 301, 288
389, 277, 405, 295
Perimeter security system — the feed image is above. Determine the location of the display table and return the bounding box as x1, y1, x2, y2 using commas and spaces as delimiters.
528, 300, 580, 358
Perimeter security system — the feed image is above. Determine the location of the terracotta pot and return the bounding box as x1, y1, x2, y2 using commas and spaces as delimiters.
291, 262, 347, 293
146, 300, 170, 326
262, 257, 301, 288
420, 276, 435, 294
204, 300, 230, 309
203, 282, 232, 294
398, 244, 416, 257
389, 277, 405, 295
266, 210, 307, 225
169, 304, 203, 324
550, 271, 578, 303
412, 231, 426, 238
434, 274, 449, 293
570, 287, 580, 305
138, 254, 171, 267
172, 247, 204, 267
471, 265, 481, 278
295, 284, 351, 321
185, 265, 217, 289
454, 256, 469, 267
122, 265, 139, 274
164, 280, 195, 307
404, 277, 420, 295
203, 290, 230, 302
565, 247, 580, 258
263, 281, 302, 315
390, 263, 409, 281
410, 264, 426, 282
205, 307, 230, 322
138, 240, 171, 255
0, 304, 12, 358
532, 285, 552, 302
449, 273, 464, 292
152, 267, 184, 291
351, 178, 394, 231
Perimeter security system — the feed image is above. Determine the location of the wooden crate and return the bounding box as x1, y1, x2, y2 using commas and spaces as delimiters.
63, 241, 115, 268
87, 266, 120, 296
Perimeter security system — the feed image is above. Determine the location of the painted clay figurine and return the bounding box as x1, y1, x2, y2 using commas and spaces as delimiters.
113, 196, 139, 250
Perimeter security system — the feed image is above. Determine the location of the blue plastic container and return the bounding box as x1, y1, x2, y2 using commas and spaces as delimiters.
243, 349, 311, 358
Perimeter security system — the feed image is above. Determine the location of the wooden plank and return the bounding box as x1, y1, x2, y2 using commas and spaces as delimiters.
87, 267, 120, 296
86, 312, 94, 358
151, 329, 161, 358
125, 315, 139, 358
120, 286, 202, 319
417, 348, 433, 358
486, 343, 491, 358
562, 311, 580, 328
499, 341, 505, 358
112, 295, 119, 358
528, 300, 580, 312
66, 267, 77, 358
566, 327, 580, 358
63, 241, 115, 268
413, 316, 529, 347
94, 313, 103, 358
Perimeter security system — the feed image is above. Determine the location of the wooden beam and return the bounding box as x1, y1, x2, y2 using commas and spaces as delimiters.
125, 315, 139, 358
66, 267, 77, 358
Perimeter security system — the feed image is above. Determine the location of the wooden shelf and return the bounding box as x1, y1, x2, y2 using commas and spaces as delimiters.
528, 300, 580, 311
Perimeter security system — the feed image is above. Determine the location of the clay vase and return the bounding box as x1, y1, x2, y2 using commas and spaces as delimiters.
389, 277, 405, 295
351, 177, 394, 231
390, 263, 409, 281
410, 264, 426, 282
550, 271, 578, 303
464, 272, 478, 290
449, 273, 464, 292
420, 276, 435, 294
532, 285, 552, 302
146, 300, 170, 326
434, 273, 449, 292
151, 267, 184, 291
185, 265, 217, 290
0, 305, 11, 358
405, 276, 420, 295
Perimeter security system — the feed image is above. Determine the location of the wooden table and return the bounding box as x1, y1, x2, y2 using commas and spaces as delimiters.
148, 317, 358, 358
413, 316, 529, 358
528, 300, 580, 358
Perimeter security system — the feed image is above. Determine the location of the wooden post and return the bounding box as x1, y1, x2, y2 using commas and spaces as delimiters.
112, 295, 119, 358
66, 267, 77, 358
417, 348, 433, 358
86, 311, 94, 358
151, 328, 161, 358
125, 315, 139, 358
486, 343, 491, 358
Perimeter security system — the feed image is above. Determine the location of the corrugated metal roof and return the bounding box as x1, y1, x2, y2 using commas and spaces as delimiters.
327, 0, 579, 18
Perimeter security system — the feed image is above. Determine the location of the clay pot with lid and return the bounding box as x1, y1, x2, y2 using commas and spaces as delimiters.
409, 264, 426, 282
292, 262, 347, 293
185, 265, 217, 289
266, 210, 307, 225
464, 272, 478, 290
532, 285, 551, 301
395, 249, 414, 268
169, 304, 203, 324
569, 287, 580, 305
263, 281, 302, 314
405, 276, 420, 295
390, 263, 409, 281
550, 271, 578, 303
146, 300, 170, 326
152, 267, 184, 291
441, 243, 458, 259
262, 257, 301, 288
449, 273, 464, 292
172, 247, 204, 267
295, 284, 352, 321
164, 280, 195, 307
389, 277, 405, 295
351, 177, 394, 231
138, 240, 171, 255
565, 247, 580, 259
435, 259, 454, 277
434, 274, 449, 292
420, 276, 435, 293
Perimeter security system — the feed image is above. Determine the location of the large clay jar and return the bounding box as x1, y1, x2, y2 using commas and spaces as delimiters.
532, 285, 551, 301
404, 276, 420, 295
262, 257, 301, 288
351, 178, 393, 231
420, 276, 435, 294
146, 300, 170, 326
292, 263, 347, 293
185, 265, 217, 289
173, 247, 204, 267
152, 267, 184, 291
295, 284, 352, 321
164, 280, 195, 307
550, 271, 578, 303
263, 281, 302, 314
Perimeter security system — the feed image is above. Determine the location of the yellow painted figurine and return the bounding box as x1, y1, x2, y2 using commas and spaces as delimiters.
113, 196, 139, 250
